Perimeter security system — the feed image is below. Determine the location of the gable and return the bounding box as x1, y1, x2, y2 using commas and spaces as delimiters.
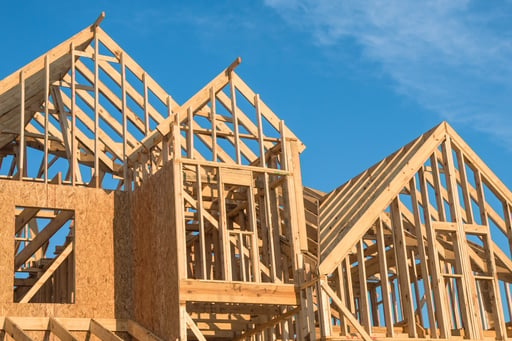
316, 121, 512, 339
318, 121, 512, 276
0, 16, 303, 190
318, 122, 445, 274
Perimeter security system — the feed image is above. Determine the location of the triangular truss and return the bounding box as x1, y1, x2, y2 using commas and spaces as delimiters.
0, 13, 303, 190
316, 121, 512, 340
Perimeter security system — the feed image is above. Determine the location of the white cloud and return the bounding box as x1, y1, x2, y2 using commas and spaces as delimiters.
265, 0, 512, 149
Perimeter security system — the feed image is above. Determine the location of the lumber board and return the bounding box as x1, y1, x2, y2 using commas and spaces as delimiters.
49, 318, 77, 341
90, 319, 124, 341
320, 281, 372, 341
179, 279, 298, 305
4, 317, 33, 341
19, 242, 73, 303
185, 312, 206, 341
126, 320, 163, 341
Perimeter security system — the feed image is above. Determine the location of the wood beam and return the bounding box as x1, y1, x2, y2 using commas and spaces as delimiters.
234, 307, 300, 341
320, 280, 372, 341
185, 312, 206, 341
49, 317, 77, 341
19, 242, 73, 303
4, 317, 33, 341
179, 279, 297, 305
90, 319, 123, 341
125, 320, 163, 341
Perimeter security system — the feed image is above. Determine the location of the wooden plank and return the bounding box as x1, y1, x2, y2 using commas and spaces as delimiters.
1, 317, 51, 331
246, 182, 261, 282
15, 207, 40, 234
335, 263, 349, 335
409, 249, 423, 325
464, 223, 488, 235
56, 318, 125, 332
185, 312, 207, 341
432, 221, 458, 232
4, 317, 33, 341
18, 71, 25, 180
195, 165, 207, 280
254, 94, 266, 167
218, 168, 232, 281
376, 218, 394, 337
51, 87, 75, 182
317, 278, 332, 337
504, 203, 512, 264
93, 30, 100, 188
474, 168, 507, 340
320, 280, 372, 341
126, 320, 163, 341
143, 73, 150, 134
91, 12, 105, 29
121, 52, 128, 186
19, 243, 73, 303
357, 240, 371, 334
442, 137, 482, 339
418, 167, 451, 338
181, 158, 289, 176
234, 307, 300, 340
430, 153, 446, 221
172, 115, 188, 281
263, 172, 277, 281
187, 107, 194, 159
455, 149, 474, 223
70, 43, 78, 185
90, 319, 123, 341
179, 279, 297, 305
210, 86, 217, 162
390, 197, 417, 337
49, 318, 77, 341
409, 177, 436, 336
44, 55, 50, 184
229, 74, 241, 164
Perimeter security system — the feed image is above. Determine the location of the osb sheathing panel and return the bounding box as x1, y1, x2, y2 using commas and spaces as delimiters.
0, 180, 132, 319
130, 161, 180, 340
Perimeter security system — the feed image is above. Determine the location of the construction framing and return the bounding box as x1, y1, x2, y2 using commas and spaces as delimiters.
1, 13, 512, 341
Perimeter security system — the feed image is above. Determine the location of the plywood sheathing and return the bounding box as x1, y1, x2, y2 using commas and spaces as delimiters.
0, 180, 131, 319
130, 161, 179, 340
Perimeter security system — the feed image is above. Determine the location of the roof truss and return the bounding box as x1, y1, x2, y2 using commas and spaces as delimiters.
0, 15, 302, 190
316, 122, 512, 340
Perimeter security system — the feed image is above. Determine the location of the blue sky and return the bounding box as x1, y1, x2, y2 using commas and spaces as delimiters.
1, 1, 512, 193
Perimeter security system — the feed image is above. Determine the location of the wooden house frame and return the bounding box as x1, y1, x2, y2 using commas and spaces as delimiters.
315, 122, 512, 341
1, 13, 512, 341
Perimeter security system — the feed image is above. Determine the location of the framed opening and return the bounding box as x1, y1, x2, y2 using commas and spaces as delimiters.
13, 206, 75, 303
